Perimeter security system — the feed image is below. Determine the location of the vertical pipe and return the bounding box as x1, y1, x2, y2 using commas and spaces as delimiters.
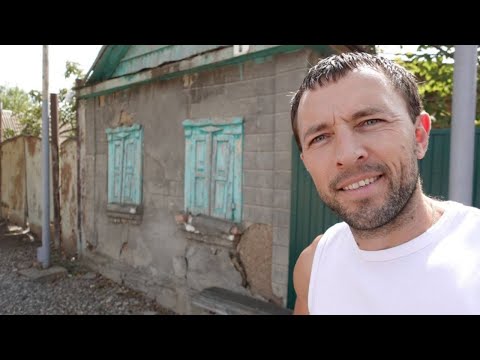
75, 80, 82, 256
50, 93, 61, 253
449, 45, 478, 205
37, 45, 51, 268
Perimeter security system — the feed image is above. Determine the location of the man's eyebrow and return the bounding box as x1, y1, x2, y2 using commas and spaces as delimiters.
349, 106, 392, 121
303, 123, 329, 143
302, 106, 394, 143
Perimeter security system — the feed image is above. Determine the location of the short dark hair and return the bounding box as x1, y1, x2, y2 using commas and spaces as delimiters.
290, 52, 424, 152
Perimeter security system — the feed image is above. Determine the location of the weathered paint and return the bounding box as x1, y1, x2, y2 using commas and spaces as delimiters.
106, 124, 143, 206
0, 135, 55, 235
78, 45, 305, 99
211, 134, 233, 219
86, 45, 130, 84
113, 45, 226, 79
237, 223, 281, 304
117, 110, 135, 127
24, 136, 54, 237
0, 136, 26, 226
183, 118, 243, 223
60, 139, 78, 256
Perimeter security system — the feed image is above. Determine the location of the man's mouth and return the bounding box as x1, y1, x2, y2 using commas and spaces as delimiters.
341, 175, 382, 191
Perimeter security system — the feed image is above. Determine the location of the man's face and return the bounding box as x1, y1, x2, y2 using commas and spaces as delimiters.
297, 67, 427, 230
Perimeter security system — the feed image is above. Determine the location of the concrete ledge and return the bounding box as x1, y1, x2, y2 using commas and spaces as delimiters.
178, 213, 243, 249
18, 266, 68, 283
192, 287, 292, 315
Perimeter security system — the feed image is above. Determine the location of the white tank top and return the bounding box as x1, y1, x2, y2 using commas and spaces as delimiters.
308, 200, 480, 314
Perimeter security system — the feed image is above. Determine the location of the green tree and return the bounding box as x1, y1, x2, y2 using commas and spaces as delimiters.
0, 85, 41, 138
3, 128, 16, 139
0, 85, 31, 114
389, 45, 480, 128
22, 90, 42, 136
58, 61, 84, 139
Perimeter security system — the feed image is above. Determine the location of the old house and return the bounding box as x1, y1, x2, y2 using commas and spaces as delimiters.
75, 45, 370, 314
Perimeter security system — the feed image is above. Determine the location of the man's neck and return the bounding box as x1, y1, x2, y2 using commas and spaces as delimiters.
351, 188, 440, 251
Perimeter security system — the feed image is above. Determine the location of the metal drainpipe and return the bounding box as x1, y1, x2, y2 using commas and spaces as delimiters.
448, 45, 478, 206
37, 45, 51, 268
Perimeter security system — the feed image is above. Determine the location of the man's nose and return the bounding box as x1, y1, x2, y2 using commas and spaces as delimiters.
335, 129, 368, 168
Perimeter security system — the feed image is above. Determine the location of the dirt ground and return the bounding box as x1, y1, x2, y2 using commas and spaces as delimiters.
0, 220, 175, 315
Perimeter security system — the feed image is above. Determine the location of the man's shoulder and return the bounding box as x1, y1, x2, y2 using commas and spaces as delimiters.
457, 202, 480, 226
298, 235, 323, 265
325, 221, 349, 233
436, 201, 480, 237
461, 202, 480, 214
443, 200, 480, 218
299, 222, 348, 260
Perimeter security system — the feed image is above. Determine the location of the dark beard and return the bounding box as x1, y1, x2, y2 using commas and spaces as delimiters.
318, 158, 419, 231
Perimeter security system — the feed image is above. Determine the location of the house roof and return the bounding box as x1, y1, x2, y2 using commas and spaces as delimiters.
84, 45, 227, 85
78, 45, 376, 100
1, 110, 22, 141
83, 45, 374, 87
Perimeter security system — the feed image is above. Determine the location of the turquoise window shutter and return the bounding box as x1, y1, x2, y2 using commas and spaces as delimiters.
108, 138, 124, 204
223, 118, 243, 223
192, 132, 209, 215
123, 137, 135, 203
183, 118, 243, 222
106, 124, 143, 206
211, 134, 234, 220
184, 127, 193, 212
122, 127, 143, 205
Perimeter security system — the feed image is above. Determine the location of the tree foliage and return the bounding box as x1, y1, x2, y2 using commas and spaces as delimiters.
391, 45, 480, 128
59, 61, 84, 138
0, 86, 42, 138
0, 86, 31, 114
0, 61, 84, 140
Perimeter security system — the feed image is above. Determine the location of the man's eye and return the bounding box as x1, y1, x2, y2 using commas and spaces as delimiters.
363, 119, 381, 126
311, 134, 327, 144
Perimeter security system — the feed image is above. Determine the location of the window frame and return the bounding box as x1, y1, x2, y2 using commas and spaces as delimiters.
183, 117, 243, 223
105, 124, 144, 217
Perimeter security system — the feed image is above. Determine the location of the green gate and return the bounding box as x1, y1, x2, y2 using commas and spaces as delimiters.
287, 128, 480, 309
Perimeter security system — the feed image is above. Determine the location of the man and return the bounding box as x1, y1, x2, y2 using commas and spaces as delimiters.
290, 52, 480, 315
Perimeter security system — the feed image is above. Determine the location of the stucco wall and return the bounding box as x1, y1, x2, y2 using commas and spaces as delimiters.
60, 139, 78, 256
0, 136, 55, 238
80, 48, 312, 313
24, 136, 54, 237
1, 136, 26, 226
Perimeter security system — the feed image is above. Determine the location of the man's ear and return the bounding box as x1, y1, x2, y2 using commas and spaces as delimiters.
415, 112, 431, 160
420, 111, 431, 133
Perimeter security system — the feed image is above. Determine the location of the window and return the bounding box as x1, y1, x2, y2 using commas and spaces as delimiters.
106, 124, 143, 215
183, 118, 243, 223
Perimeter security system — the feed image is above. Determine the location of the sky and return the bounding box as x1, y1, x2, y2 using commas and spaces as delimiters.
0, 45, 103, 94
0, 45, 418, 95
378, 45, 419, 58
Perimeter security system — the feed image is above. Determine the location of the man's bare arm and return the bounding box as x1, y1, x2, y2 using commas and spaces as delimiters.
292, 236, 322, 315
